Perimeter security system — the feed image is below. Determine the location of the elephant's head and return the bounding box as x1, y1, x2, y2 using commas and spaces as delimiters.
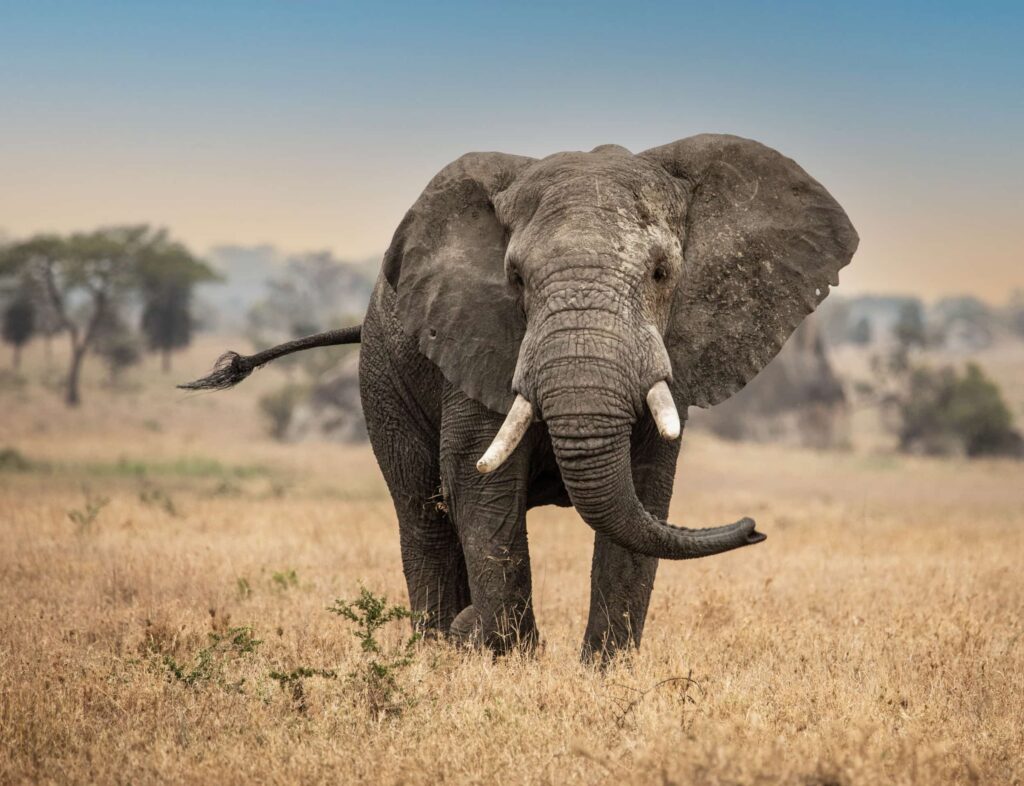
385, 135, 858, 559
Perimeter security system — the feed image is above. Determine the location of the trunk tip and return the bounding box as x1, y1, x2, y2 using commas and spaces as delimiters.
739, 517, 766, 545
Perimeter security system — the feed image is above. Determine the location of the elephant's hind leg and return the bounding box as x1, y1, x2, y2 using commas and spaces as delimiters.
393, 479, 471, 637
362, 427, 469, 636
360, 291, 470, 636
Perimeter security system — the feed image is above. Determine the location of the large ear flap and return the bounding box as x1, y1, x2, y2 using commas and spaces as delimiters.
383, 152, 535, 413
641, 134, 858, 408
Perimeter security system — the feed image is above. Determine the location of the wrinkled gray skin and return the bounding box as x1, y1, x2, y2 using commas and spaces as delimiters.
353, 135, 857, 662
183, 136, 857, 661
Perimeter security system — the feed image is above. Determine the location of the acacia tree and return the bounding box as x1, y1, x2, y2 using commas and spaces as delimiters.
0, 226, 204, 406
2, 286, 36, 369
94, 308, 143, 384
137, 240, 216, 372
27, 275, 66, 364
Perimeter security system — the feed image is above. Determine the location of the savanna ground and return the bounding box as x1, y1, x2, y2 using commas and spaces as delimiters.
1, 337, 1023, 785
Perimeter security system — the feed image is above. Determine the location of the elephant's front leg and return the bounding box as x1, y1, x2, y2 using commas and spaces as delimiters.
582, 419, 679, 663
440, 385, 537, 654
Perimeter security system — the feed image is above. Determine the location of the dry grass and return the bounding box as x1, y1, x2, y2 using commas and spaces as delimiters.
1, 339, 1023, 785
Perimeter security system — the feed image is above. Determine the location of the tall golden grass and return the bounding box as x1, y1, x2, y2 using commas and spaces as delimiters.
1, 337, 1022, 784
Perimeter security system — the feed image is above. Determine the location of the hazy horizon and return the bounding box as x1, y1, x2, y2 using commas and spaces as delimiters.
2, 1, 1021, 301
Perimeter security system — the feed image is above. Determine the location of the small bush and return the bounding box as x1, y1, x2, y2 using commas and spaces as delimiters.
268, 667, 338, 713
258, 384, 305, 441
0, 446, 32, 472
211, 480, 244, 497
328, 588, 422, 720
271, 569, 299, 590
236, 577, 253, 600
138, 484, 180, 517
67, 488, 110, 534
898, 363, 1022, 457
162, 626, 262, 691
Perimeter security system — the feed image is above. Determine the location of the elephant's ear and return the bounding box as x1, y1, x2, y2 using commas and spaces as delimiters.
641, 134, 858, 408
384, 152, 536, 413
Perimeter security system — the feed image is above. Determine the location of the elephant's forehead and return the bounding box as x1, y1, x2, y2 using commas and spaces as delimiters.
505, 151, 683, 230
523, 150, 666, 194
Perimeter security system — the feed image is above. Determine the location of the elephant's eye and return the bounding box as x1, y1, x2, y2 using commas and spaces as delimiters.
652, 265, 668, 283
509, 268, 524, 289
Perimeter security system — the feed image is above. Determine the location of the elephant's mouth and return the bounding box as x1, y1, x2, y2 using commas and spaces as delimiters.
477, 379, 680, 474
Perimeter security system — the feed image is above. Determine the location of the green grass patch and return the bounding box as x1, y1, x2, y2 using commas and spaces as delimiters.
855, 453, 903, 472
82, 455, 273, 479
0, 446, 274, 480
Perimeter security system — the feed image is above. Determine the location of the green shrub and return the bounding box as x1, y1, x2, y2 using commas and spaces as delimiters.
0, 446, 32, 472
271, 569, 299, 590
67, 488, 110, 534
138, 484, 180, 517
328, 588, 421, 720
236, 577, 253, 600
898, 363, 1022, 457
268, 667, 338, 713
162, 626, 261, 691
268, 589, 421, 719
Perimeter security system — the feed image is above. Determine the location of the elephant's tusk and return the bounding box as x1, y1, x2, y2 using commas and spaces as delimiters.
646, 380, 681, 441
476, 395, 534, 474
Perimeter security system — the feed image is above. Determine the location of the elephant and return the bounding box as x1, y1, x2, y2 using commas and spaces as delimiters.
183, 134, 858, 663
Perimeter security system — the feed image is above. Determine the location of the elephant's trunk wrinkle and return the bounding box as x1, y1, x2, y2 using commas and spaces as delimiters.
530, 259, 644, 297
528, 323, 631, 348
528, 303, 634, 340
516, 300, 669, 426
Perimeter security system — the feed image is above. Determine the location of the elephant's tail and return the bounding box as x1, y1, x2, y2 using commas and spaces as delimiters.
178, 324, 362, 391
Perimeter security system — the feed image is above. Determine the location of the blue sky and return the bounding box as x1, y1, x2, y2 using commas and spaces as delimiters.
1, 1, 1021, 299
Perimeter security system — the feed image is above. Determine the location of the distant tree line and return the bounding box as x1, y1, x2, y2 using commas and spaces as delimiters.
0, 226, 216, 406
821, 292, 1024, 351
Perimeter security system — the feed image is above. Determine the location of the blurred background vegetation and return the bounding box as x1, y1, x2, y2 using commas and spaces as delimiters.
1, 223, 1022, 460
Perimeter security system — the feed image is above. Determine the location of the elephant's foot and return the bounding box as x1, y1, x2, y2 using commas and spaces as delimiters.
581, 611, 646, 666
580, 634, 637, 667
449, 604, 540, 655
449, 605, 483, 646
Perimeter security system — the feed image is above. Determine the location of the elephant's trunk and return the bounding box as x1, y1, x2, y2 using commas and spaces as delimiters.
524, 303, 764, 560
548, 420, 763, 559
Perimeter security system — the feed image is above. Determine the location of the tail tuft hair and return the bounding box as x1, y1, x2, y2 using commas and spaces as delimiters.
178, 324, 361, 392
178, 351, 256, 391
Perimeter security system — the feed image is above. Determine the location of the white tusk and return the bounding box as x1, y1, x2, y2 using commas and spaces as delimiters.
646, 380, 681, 441
476, 394, 534, 474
